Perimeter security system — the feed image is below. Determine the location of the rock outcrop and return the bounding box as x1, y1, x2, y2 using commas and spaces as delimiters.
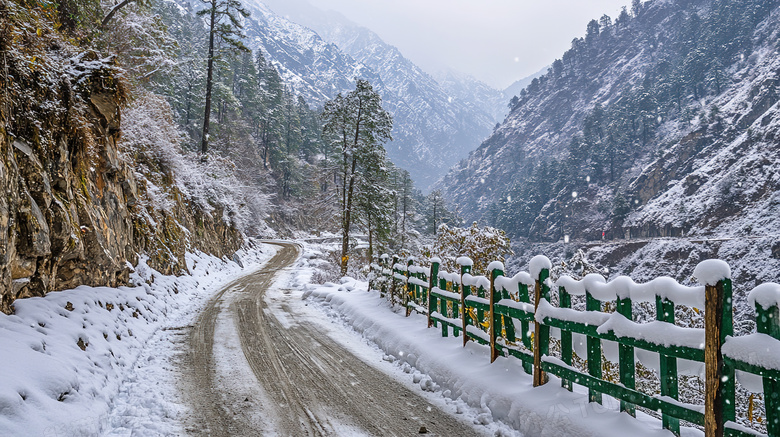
0, 5, 242, 313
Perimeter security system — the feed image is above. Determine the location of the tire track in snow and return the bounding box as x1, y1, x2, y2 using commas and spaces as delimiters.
180, 242, 485, 436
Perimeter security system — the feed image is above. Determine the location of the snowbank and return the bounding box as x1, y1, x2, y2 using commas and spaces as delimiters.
305, 281, 698, 437
0, 243, 273, 436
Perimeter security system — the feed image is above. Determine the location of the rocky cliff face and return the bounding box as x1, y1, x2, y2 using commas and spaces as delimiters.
0, 5, 242, 313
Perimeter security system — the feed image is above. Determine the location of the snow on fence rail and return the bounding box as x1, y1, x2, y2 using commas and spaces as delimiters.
370, 254, 780, 437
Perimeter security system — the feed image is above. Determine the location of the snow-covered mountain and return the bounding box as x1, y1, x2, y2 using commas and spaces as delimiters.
238, 0, 503, 191
502, 65, 548, 102
239, 1, 380, 107
438, 0, 780, 292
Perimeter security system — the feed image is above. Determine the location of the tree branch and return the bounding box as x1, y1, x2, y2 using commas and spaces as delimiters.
100, 0, 137, 28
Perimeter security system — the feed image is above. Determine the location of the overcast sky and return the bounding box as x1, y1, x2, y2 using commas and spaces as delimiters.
299, 0, 634, 89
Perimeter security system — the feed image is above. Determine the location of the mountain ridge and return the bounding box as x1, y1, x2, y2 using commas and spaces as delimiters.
233, 0, 504, 191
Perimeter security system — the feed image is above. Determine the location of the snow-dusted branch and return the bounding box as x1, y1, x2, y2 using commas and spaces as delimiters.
100, 0, 138, 28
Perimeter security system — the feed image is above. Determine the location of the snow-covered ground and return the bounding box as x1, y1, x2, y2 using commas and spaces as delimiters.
0, 241, 276, 436
299, 279, 699, 435
0, 239, 712, 436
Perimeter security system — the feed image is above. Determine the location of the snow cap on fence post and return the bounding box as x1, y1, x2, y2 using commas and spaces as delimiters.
748, 282, 780, 311
456, 256, 474, 267
693, 259, 731, 286
529, 255, 552, 281
487, 261, 505, 273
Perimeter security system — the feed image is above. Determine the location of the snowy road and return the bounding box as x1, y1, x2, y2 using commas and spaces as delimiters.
179, 242, 484, 436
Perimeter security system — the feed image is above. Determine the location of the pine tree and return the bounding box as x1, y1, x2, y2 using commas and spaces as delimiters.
355, 149, 394, 262
257, 58, 284, 169
275, 88, 302, 199
321, 79, 393, 275
198, 0, 249, 155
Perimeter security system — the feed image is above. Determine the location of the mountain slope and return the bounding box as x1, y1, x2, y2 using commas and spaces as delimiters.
438, 0, 780, 302
237, 0, 501, 191
440, 0, 780, 237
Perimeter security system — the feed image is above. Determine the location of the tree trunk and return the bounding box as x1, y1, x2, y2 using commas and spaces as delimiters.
200, 0, 217, 155
367, 218, 374, 264
341, 154, 358, 276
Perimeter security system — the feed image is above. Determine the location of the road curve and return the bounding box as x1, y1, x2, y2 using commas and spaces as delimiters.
179, 242, 485, 436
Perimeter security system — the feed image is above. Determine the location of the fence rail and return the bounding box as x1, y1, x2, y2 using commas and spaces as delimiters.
370, 254, 780, 437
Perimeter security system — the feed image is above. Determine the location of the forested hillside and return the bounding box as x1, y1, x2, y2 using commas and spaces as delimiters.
437, 0, 780, 322
209, 0, 501, 191
0, 0, 463, 307
146, 0, 456, 254
443, 0, 779, 240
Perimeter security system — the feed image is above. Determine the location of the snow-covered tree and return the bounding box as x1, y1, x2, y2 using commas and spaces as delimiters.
198, 0, 249, 155
354, 148, 394, 262
321, 79, 393, 275
431, 223, 513, 274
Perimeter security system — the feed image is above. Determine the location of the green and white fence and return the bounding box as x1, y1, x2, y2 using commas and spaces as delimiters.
370, 254, 780, 437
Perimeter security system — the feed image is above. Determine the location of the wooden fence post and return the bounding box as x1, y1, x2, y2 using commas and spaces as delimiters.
704, 277, 734, 437
657, 296, 680, 435
428, 258, 440, 328
379, 255, 388, 297
405, 258, 413, 316
449, 274, 461, 338
520, 282, 533, 375
439, 274, 449, 337
559, 286, 573, 390
391, 255, 399, 305
489, 264, 504, 363
533, 259, 550, 387
586, 291, 603, 404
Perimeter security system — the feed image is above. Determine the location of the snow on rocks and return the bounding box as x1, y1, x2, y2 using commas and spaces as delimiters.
0, 243, 272, 436
693, 259, 732, 287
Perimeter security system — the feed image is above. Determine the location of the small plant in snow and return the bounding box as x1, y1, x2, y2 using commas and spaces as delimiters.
429, 222, 513, 274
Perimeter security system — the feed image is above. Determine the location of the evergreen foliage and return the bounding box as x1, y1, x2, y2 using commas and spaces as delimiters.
321, 79, 393, 275
198, 0, 250, 154
487, 0, 779, 239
